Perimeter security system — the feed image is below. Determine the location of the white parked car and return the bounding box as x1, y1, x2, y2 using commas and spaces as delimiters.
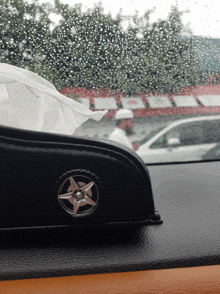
136, 116, 220, 163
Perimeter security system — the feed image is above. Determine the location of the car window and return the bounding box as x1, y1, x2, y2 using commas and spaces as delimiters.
0, 0, 220, 164
203, 120, 220, 143
139, 125, 167, 145
150, 122, 203, 149
178, 123, 204, 146
150, 120, 220, 150
150, 133, 167, 149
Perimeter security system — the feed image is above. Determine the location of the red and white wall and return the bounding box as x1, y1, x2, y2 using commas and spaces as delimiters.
60, 85, 220, 118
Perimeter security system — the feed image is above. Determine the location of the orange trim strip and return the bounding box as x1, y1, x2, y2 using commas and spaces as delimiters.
1, 265, 220, 294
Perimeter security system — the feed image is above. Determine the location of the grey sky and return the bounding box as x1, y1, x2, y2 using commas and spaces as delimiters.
38, 0, 220, 38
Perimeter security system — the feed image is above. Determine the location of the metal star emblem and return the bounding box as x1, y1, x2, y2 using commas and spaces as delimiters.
58, 176, 98, 216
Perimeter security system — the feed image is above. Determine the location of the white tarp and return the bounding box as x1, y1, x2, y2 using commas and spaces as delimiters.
147, 96, 173, 108
197, 95, 220, 106
0, 63, 106, 134
173, 95, 199, 107
94, 97, 118, 109
121, 97, 145, 109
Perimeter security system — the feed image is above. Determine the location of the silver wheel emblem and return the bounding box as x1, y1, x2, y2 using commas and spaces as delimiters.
58, 174, 99, 217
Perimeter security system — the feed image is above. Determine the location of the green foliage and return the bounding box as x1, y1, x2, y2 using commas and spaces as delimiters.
0, 0, 200, 94
0, 0, 59, 84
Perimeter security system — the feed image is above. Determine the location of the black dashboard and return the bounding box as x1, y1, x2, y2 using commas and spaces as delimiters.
1, 160, 220, 281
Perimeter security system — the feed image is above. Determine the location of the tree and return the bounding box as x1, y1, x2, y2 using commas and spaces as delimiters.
0, 0, 60, 86
0, 0, 199, 94
120, 5, 199, 93
50, 1, 126, 90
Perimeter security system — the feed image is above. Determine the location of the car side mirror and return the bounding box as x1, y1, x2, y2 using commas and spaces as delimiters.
167, 137, 180, 146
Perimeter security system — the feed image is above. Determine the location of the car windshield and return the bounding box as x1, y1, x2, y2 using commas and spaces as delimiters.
1, 0, 220, 164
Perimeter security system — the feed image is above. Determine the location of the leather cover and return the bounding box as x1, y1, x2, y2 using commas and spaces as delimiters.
0, 125, 158, 228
